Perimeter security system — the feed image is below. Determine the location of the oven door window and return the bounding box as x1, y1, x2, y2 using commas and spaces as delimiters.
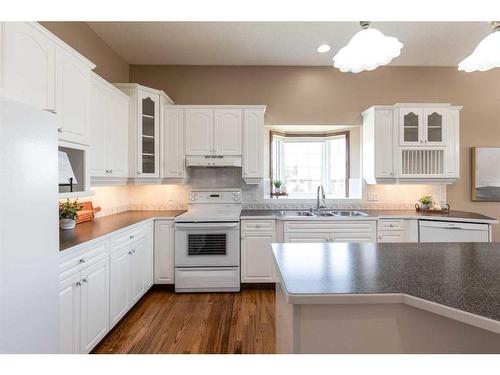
188, 233, 227, 256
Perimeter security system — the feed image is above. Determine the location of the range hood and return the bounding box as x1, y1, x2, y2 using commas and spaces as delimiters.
185, 155, 242, 167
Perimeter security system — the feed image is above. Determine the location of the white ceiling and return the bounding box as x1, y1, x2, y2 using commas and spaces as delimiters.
87, 22, 491, 66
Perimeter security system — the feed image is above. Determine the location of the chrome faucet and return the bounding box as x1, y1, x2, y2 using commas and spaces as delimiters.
316, 185, 326, 213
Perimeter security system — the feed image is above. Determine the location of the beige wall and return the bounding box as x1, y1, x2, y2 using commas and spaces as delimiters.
40, 22, 129, 82
130, 65, 500, 239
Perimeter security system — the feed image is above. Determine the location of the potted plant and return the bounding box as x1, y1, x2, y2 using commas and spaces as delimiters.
418, 196, 433, 210
59, 199, 83, 229
273, 179, 283, 194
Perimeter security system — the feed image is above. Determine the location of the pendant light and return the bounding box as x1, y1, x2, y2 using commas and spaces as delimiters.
333, 21, 403, 73
458, 22, 500, 72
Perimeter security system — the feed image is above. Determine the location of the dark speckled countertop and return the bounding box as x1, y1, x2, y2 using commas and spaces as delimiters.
272, 242, 500, 322
60, 210, 185, 251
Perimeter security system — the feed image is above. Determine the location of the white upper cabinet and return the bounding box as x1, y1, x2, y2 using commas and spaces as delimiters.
1, 22, 56, 112
362, 107, 395, 183
243, 108, 265, 181
399, 107, 447, 146
363, 103, 461, 184
161, 107, 185, 178
185, 108, 214, 155
214, 109, 242, 155
115, 84, 171, 179
89, 73, 128, 179
56, 45, 91, 145
184, 107, 244, 156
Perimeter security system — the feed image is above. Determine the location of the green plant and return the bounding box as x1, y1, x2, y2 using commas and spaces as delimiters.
273, 179, 283, 189
419, 196, 433, 205
59, 199, 83, 220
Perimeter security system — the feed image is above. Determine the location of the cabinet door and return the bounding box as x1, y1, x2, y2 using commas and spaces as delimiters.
185, 108, 213, 155
374, 109, 394, 178
137, 91, 160, 177
80, 258, 110, 353
284, 232, 331, 243
243, 109, 264, 178
423, 108, 446, 146
56, 45, 91, 145
89, 76, 108, 177
131, 239, 146, 304
109, 92, 129, 177
241, 232, 277, 283
214, 109, 242, 155
444, 109, 460, 177
144, 223, 154, 290
162, 108, 185, 178
59, 273, 81, 354
2, 22, 56, 111
109, 245, 132, 328
399, 108, 422, 146
154, 220, 175, 284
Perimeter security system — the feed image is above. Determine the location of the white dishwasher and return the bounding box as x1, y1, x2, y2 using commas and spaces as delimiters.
419, 220, 490, 242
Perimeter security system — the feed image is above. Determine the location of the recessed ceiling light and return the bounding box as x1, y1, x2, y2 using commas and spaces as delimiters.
316, 44, 331, 53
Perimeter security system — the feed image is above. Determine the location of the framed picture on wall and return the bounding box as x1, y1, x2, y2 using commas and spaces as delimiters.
471, 147, 500, 201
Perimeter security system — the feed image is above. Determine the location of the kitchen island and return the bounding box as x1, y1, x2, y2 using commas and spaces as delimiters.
273, 242, 500, 353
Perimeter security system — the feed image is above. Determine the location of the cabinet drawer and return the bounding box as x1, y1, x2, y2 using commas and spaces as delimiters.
378, 219, 406, 231
284, 220, 376, 234
241, 219, 275, 232
110, 225, 146, 250
377, 231, 405, 243
59, 240, 109, 280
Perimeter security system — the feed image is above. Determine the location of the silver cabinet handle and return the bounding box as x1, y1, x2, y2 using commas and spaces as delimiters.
132, 249, 136, 254
79, 258, 86, 264
130, 235, 134, 240
82, 278, 88, 284
75, 281, 82, 287
128, 251, 133, 255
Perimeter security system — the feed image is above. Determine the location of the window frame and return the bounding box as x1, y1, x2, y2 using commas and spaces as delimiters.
269, 130, 350, 198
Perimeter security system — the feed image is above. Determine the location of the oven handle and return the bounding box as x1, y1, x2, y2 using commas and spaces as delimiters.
175, 222, 240, 230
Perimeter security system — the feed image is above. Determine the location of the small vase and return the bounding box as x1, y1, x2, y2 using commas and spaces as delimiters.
420, 204, 430, 210
60, 218, 76, 230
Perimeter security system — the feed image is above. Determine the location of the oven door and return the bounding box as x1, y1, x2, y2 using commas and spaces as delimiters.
174, 222, 240, 267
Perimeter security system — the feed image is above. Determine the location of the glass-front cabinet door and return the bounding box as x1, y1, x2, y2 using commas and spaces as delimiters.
138, 90, 160, 177
399, 108, 423, 145
423, 108, 446, 145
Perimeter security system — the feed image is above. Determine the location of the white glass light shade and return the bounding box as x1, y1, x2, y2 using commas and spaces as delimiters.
458, 30, 500, 72
333, 27, 403, 73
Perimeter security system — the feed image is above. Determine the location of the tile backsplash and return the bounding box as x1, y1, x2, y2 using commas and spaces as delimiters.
87, 168, 447, 218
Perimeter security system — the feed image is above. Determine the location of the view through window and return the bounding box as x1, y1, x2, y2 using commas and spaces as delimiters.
271, 131, 349, 198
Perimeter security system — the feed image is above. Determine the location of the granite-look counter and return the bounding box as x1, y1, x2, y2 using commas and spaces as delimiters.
272, 242, 500, 331
60, 210, 185, 251
241, 209, 497, 224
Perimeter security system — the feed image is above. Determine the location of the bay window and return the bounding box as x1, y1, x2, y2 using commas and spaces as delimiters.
270, 131, 350, 198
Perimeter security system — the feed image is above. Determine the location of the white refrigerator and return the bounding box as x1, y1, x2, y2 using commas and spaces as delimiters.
0, 96, 59, 353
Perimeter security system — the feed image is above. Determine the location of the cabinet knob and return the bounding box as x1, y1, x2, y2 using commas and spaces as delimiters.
58, 127, 63, 133
130, 235, 134, 240
82, 278, 88, 284
75, 281, 82, 287
79, 258, 86, 264
128, 251, 133, 255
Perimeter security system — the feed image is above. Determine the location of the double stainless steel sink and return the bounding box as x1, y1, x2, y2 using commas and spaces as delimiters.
282, 210, 368, 218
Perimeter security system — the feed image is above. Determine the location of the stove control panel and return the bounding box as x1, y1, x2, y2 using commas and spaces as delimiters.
188, 189, 242, 204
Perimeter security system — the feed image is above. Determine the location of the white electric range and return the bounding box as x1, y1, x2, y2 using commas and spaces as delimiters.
174, 189, 242, 293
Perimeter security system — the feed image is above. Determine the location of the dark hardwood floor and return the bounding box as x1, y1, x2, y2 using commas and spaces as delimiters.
93, 286, 276, 354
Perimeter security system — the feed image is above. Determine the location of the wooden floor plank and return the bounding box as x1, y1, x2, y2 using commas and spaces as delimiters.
93, 287, 276, 354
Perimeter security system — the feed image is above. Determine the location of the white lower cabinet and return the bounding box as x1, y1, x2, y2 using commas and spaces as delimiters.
284, 220, 377, 243
241, 220, 278, 283
58, 240, 110, 354
154, 220, 175, 284
59, 222, 154, 353
79, 258, 110, 353
377, 219, 418, 243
